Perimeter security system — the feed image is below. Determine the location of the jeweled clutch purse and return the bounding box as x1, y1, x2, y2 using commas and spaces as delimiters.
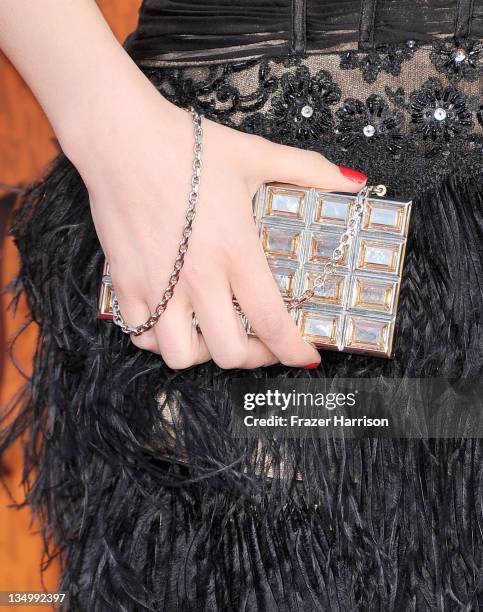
251, 183, 412, 358
98, 183, 412, 358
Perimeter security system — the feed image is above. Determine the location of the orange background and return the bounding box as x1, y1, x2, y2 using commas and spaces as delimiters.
0, 2, 139, 606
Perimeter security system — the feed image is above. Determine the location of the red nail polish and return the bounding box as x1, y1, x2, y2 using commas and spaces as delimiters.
303, 362, 320, 369
339, 166, 367, 184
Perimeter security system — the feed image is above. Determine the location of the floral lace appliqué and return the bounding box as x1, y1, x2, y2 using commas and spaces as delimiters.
142, 42, 482, 193
335, 94, 405, 154
408, 78, 473, 142
340, 41, 417, 84
269, 67, 341, 140
430, 38, 483, 82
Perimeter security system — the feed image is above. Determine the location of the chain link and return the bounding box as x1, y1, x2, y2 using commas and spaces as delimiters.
111, 107, 203, 336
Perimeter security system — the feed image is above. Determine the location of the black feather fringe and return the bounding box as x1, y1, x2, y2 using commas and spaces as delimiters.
1, 154, 482, 610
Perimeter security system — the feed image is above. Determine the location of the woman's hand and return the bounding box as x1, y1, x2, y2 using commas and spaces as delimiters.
0, 0, 366, 370
70, 99, 366, 370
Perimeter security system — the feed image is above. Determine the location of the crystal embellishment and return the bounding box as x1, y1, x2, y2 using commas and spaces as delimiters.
305, 272, 347, 305
301, 104, 314, 118
363, 124, 376, 137
452, 48, 466, 63
363, 200, 407, 234
271, 265, 297, 298
299, 311, 340, 346
344, 317, 392, 352
253, 184, 412, 357
350, 278, 396, 313
310, 232, 350, 266
433, 107, 447, 121
267, 187, 305, 218
316, 197, 351, 225
357, 240, 401, 273
262, 226, 300, 259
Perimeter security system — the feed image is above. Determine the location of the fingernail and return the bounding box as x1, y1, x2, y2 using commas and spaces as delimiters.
303, 362, 320, 369
339, 166, 367, 184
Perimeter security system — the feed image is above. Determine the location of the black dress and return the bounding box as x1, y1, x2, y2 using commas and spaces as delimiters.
2, 1, 482, 610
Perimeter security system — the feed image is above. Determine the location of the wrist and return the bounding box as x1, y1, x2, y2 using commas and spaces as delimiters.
57, 68, 183, 176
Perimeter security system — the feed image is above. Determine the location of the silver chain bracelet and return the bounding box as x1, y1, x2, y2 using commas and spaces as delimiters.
111, 107, 203, 336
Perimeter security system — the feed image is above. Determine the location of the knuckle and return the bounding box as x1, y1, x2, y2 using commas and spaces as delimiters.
241, 136, 274, 177
110, 275, 139, 300
130, 334, 152, 350
181, 261, 210, 293
143, 269, 173, 300
253, 309, 285, 343
212, 345, 248, 370
252, 135, 274, 160
279, 342, 318, 368
237, 132, 268, 157
162, 349, 195, 370
130, 333, 161, 355
280, 356, 305, 368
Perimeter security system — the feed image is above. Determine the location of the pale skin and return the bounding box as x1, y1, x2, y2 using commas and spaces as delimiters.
0, 1, 367, 370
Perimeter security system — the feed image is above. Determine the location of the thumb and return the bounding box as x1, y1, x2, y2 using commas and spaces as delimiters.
261, 142, 367, 193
